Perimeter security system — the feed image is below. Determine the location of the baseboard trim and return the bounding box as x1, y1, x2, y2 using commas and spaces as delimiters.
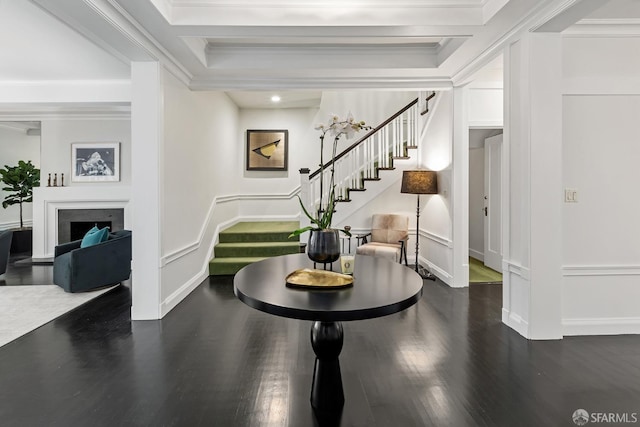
563, 317, 640, 336
469, 248, 484, 261
420, 256, 452, 285
160, 268, 209, 318
502, 308, 530, 338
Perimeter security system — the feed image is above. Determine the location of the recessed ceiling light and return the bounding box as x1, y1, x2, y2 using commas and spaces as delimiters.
271, 95, 281, 103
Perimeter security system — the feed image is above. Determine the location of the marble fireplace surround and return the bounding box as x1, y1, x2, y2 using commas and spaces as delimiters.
32, 186, 131, 261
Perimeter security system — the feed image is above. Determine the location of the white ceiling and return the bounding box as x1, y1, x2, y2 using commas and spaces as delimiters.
0, 1, 129, 81
226, 91, 323, 109
14, 0, 640, 104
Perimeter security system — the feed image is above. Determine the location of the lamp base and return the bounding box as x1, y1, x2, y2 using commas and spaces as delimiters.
413, 264, 436, 281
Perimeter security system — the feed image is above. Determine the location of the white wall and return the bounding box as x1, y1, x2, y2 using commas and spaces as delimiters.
468, 88, 503, 128
561, 37, 640, 335
238, 108, 318, 196
420, 90, 454, 282
40, 119, 131, 187
160, 69, 240, 309
0, 126, 40, 229
317, 91, 416, 159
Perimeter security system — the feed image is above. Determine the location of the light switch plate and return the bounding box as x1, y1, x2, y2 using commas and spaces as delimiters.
564, 189, 578, 203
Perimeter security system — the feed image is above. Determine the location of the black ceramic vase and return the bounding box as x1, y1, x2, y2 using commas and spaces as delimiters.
307, 229, 341, 264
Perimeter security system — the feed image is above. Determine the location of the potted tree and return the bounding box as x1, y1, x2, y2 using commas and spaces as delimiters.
0, 160, 40, 254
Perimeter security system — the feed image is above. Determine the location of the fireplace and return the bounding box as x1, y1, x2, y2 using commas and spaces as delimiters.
58, 209, 124, 244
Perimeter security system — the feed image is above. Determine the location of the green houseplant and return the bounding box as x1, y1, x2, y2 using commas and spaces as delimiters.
0, 160, 40, 230
291, 113, 371, 262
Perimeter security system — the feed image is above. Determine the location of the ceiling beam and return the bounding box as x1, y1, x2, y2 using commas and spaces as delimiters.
172, 25, 478, 39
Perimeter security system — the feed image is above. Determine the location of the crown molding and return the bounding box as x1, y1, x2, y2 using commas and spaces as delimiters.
189, 75, 453, 91
452, 0, 577, 85
0, 104, 131, 121
564, 19, 640, 37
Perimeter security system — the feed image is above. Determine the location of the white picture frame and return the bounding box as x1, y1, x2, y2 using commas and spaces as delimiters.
71, 142, 120, 182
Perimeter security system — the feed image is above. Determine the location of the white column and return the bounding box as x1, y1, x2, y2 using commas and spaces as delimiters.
130, 62, 163, 320
503, 33, 563, 339
451, 86, 470, 287
529, 34, 563, 339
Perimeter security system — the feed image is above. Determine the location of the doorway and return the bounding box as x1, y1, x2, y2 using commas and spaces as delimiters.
0, 121, 42, 282
469, 128, 503, 283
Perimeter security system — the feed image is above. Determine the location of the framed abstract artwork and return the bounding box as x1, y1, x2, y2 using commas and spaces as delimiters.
71, 142, 120, 182
246, 129, 288, 171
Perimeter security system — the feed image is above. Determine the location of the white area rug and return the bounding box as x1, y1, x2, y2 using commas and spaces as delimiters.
0, 285, 113, 347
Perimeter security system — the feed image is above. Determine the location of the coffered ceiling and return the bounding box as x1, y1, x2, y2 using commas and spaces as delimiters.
29, 0, 629, 92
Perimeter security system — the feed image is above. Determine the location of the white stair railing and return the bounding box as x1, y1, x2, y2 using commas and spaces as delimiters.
303, 93, 435, 220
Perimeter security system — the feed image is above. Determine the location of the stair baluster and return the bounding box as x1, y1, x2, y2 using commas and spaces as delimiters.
304, 93, 435, 219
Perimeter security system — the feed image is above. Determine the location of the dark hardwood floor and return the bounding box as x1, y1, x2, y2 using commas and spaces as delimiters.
1, 263, 640, 426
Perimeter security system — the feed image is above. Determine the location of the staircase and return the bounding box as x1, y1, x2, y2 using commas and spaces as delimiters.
208, 221, 301, 276
303, 92, 436, 223
209, 92, 437, 276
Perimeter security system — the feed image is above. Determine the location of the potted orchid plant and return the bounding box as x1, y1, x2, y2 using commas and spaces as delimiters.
291, 113, 371, 263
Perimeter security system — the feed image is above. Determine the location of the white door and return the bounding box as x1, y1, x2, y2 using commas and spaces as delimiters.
483, 134, 503, 271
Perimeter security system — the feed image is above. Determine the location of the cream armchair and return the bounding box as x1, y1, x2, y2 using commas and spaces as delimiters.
355, 214, 409, 265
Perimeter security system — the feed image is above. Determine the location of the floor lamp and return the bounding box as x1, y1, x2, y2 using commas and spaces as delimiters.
401, 170, 438, 280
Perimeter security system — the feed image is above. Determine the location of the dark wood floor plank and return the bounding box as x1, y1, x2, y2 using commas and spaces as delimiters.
1, 266, 640, 426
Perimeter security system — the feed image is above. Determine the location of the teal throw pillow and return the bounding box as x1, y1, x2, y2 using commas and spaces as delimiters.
80, 226, 110, 248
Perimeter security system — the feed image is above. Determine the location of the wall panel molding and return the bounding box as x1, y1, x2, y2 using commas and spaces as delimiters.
562, 265, 640, 277
160, 188, 300, 266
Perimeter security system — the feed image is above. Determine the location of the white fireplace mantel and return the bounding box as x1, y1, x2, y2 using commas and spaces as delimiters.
32, 186, 131, 260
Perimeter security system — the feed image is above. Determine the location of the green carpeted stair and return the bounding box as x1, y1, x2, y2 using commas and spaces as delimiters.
209, 221, 301, 276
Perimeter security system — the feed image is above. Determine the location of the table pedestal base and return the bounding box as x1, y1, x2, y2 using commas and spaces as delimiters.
310, 321, 344, 414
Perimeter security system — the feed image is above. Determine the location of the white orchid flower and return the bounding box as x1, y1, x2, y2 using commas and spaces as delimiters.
346, 111, 355, 124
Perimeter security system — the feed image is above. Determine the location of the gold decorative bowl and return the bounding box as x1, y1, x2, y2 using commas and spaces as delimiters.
285, 268, 354, 289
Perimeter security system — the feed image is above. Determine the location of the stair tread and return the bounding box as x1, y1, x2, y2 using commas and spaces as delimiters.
221, 221, 299, 234
210, 256, 268, 263
216, 242, 299, 248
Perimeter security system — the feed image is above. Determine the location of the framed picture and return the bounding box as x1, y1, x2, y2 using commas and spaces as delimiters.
71, 142, 120, 182
246, 129, 288, 171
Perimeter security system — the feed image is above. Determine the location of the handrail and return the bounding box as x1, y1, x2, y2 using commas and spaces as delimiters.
309, 97, 419, 179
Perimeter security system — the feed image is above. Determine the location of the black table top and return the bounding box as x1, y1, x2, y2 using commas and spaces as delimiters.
234, 253, 423, 322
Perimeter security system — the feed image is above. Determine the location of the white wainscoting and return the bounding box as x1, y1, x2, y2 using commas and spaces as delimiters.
502, 259, 531, 338
562, 265, 640, 336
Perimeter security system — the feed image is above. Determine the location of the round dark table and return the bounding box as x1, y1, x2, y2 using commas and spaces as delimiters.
234, 253, 423, 415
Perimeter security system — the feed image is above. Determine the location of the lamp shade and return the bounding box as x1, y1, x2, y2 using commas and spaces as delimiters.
401, 170, 438, 195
